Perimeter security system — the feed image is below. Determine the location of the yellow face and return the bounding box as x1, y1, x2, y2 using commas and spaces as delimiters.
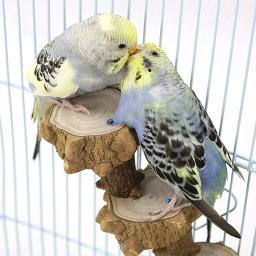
121, 54, 153, 91
121, 43, 175, 91
98, 14, 138, 75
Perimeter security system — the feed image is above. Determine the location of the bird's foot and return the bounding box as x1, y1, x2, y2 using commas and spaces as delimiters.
145, 195, 190, 222
49, 98, 90, 115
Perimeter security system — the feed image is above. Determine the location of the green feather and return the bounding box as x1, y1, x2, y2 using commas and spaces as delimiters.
32, 96, 52, 122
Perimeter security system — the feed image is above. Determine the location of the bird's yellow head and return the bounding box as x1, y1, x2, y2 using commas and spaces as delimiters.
87, 13, 138, 74
121, 43, 176, 91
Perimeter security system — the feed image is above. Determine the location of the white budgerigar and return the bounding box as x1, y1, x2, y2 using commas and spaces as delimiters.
26, 13, 138, 158
112, 43, 242, 239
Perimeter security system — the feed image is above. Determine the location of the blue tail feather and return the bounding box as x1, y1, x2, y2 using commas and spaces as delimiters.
200, 138, 227, 206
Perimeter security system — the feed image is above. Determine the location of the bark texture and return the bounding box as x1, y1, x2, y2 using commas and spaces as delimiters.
97, 192, 201, 256
40, 90, 142, 198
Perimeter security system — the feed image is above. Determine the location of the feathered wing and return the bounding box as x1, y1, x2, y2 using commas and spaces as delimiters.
27, 40, 78, 159
191, 90, 243, 179
141, 105, 240, 238
141, 108, 206, 201
26, 40, 79, 99
33, 48, 66, 91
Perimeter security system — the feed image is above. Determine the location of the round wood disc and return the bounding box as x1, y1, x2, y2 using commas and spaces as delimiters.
110, 167, 190, 222
196, 243, 238, 255
49, 88, 124, 136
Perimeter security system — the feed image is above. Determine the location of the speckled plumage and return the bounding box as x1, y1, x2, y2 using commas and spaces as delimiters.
114, 75, 230, 203
113, 43, 242, 238
27, 13, 138, 98
27, 13, 138, 159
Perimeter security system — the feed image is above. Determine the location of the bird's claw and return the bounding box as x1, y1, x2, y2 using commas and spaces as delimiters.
72, 104, 91, 115
145, 194, 191, 222
146, 216, 158, 222
148, 197, 172, 216
49, 98, 90, 115
148, 209, 162, 216
146, 202, 191, 222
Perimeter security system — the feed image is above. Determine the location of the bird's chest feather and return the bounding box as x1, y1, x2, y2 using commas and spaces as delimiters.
113, 89, 151, 139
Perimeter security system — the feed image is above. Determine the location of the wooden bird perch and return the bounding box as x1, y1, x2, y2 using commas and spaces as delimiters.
97, 166, 202, 256
97, 166, 238, 256
39, 88, 238, 256
39, 88, 143, 198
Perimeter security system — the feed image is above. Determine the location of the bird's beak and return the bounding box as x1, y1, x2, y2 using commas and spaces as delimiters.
128, 44, 143, 56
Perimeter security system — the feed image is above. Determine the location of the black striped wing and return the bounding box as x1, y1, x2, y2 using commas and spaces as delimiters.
34, 47, 66, 91
191, 90, 242, 178
141, 88, 242, 200
141, 109, 205, 200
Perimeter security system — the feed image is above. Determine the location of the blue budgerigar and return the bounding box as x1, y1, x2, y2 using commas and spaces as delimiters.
112, 43, 242, 239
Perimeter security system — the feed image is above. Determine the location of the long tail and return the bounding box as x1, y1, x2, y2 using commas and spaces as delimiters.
33, 129, 41, 160
186, 196, 241, 239
233, 164, 244, 181
207, 219, 212, 242
31, 96, 51, 160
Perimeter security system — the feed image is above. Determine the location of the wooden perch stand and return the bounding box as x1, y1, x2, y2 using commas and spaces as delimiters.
40, 88, 143, 198
40, 88, 238, 256
97, 167, 238, 256
97, 166, 201, 256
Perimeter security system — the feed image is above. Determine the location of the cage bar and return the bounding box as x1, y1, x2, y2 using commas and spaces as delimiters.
175, 0, 184, 69
224, 0, 256, 243
219, 0, 240, 136
205, 0, 221, 110
190, 0, 201, 89
238, 122, 256, 253
0, 117, 10, 256
159, 0, 165, 47
1, 0, 21, 254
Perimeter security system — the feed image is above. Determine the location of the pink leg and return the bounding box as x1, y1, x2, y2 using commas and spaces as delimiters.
146, 195, 191, 222
49, 98, 90, 115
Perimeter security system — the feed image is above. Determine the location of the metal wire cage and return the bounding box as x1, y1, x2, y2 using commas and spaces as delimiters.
0, 0, 256, 255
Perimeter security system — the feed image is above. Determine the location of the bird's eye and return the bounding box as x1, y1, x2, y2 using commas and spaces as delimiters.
118, 44, 126, 49
151, 51, 159, 56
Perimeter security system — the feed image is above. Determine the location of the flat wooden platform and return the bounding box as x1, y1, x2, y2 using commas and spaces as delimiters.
196, 243, 238, 255
97, 166, 201, 256
111, 166, 192, 221
40, 88, 143, 198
